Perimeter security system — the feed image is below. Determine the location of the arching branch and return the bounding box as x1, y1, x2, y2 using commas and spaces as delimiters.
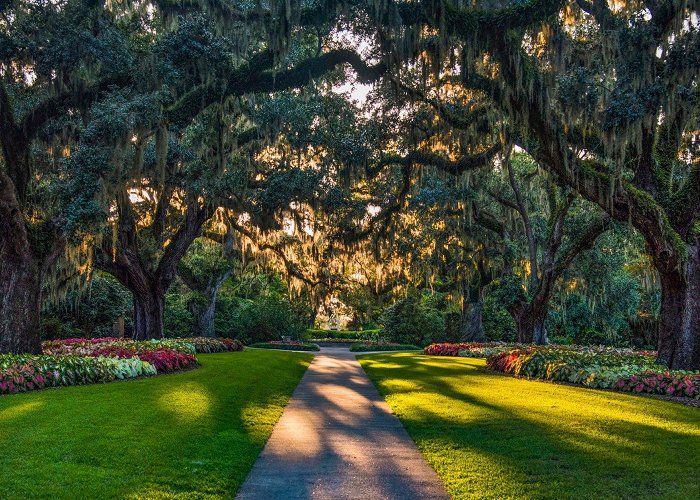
371, 143, 501, 177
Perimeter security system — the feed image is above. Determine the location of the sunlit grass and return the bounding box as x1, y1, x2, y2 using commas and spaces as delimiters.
0, 350, 312, 498
359, 353, 700, 500
160, 382, 213, 422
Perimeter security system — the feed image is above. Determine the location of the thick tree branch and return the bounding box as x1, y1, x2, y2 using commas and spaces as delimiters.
155, 194, 210, 288
371, 143, 501, 178
168, 49, 387, 128
553, 215, 610, 278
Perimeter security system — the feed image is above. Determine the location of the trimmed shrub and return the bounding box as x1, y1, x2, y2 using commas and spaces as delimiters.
249, 341, 320, 352
305, 329, 380, 341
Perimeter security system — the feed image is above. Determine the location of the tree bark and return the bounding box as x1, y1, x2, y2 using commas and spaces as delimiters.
461, 300, 486, 342
191, 274, 229, 338
194, 292, 218, 337
112, 316, 125, 337
512, 304, 549, 345
0, 248, 42, 353
132, 285, 166, 340
656, 243, 700, 370
0, 171, 48, 354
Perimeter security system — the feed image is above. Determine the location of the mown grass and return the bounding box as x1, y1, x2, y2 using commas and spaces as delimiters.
358, 353, 700, 500
0, 350, 312, 499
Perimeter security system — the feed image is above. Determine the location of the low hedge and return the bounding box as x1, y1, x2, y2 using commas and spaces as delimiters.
249, 341, 320, 352
171, 337, 243, 353
308, 338, 365, 343
305, 329, 380, 340
350, 343, 421, 352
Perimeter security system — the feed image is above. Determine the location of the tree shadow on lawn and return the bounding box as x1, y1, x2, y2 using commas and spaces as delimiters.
0, 351, 312, 499
360, 353, 700, 499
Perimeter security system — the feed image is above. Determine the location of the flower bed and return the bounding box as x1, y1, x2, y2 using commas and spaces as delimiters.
616, 372, 700, 399
88, 346, 198, 373
424, 342, 516, 357
249, 341, 320, 351
350, 343, 421, 352
43, 338, 195, 356
486, 346, 700, 400
0, 336, 246, 396
180, 337, 243, 353
0, 354, 156, 395
42, 337, 242, 356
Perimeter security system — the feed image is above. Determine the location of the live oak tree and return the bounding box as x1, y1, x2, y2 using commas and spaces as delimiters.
374, 0, 700, 369
549, 228, 656, 344
397, 177, 499, 342
385, 147, 609, 344
178, 218, 238, 338
0, 0, 137, 352
478, 152, 609, 343
0, 0, 385, 348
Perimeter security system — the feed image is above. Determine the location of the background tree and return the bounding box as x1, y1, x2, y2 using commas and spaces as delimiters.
178, 215, 238, 337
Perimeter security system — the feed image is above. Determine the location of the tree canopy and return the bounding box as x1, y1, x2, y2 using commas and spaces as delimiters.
1, 0, 698, 369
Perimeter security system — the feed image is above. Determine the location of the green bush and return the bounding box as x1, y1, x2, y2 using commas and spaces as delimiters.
575, 328, 610, 346
164, 286, 194, 338
549, 335, 574, 345
381, 291, 445, 347
221, 295, 305, 344
40, 317, 83, 341
482, 294, 517, 342
305, 329, 380, 341
41, 274, 132, 339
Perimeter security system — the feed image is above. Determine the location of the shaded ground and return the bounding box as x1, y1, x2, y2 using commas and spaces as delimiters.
0, 350, 312, 498
237, 347, 449, 499
359, 353, 700, 500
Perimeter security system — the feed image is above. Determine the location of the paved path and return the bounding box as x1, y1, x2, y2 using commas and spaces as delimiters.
236, 347, 449, 500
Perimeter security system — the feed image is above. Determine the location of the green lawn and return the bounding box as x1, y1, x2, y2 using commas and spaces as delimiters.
359, 353, 700, 500
0, 350, 312, 499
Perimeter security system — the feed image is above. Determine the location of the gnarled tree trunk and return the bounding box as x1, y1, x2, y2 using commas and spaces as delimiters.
0, 247, 42, 354
656, 243, 700, 370
511, 300, 549, 345
95, 189, 209, 341
0, 171, 62, 353
461, 300, 486, 342
132, 284, 167, 340
190, 274, 229, 338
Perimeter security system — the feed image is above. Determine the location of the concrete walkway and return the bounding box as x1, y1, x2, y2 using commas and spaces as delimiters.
236, 347, 449, 500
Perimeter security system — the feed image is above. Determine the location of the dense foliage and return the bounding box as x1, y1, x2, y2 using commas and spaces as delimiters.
381, 291, 446, 347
